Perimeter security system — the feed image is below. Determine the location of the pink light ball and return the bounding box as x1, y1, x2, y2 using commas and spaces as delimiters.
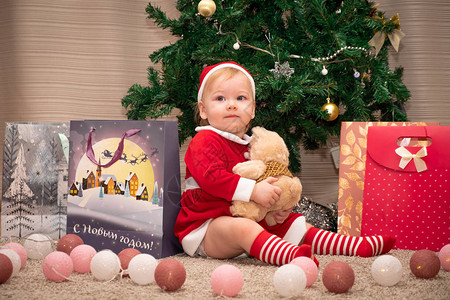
57, 234, 84, 255
23, 233, 53, 260
1, 243, 27, 269
410, 249, 440, 279
210, 264, 244, 297
438, 244, 450, 271
0, 249, 21, 277
0, 253, 13, 284
371, 255, 403, 286
90, 250, 121, 281
290, 256, 319, 287
128, 254, 158, 285
322, 261, 355, 294
70, 244, 97, 273
118, 248, 141, 277
273, 264, 307, 297
154, 258, 186, 292
42, 251, 73, 282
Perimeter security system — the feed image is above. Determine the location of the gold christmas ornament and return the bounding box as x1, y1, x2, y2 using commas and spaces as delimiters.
198, 0, 216, 17
321, 97, 339, 121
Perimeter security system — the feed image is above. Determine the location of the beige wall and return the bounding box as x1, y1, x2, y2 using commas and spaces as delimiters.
1, 1, 449, 205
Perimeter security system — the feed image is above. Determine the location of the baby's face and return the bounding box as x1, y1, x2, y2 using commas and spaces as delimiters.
199, 72, 255, 138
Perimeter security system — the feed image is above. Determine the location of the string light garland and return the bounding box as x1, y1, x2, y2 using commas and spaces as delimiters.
217, 24, 369, 66
216, 23, 368, 88
290, 46, 369, 63
214, 23, 369, 120
1, 234, 448, 294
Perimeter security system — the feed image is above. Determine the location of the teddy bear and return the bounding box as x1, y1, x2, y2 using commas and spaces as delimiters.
230, 126, 302, 226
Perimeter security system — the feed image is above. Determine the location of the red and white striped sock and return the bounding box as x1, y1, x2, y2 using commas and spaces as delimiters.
303, 227, 396, 257
250, 230, 316, 266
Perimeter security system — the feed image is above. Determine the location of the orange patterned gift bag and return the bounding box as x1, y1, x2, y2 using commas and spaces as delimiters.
337, 122, 438, 236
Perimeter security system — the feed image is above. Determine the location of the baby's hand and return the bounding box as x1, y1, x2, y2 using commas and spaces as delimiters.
272, 207, 294, 224
250, 177, 281, 208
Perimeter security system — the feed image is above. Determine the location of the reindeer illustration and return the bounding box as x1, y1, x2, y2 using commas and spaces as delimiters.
129, 155, 139, 165
150, 148, 159, 157
119, 153, 128, 163
102, 149, 114, 159
139, 153, 148, 163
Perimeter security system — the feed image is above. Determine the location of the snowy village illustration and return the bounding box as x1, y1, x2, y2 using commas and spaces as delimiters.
69, 163, 160, 204
65, 120, 174, 255
1, 122, 69, 240
67, 128, 162, 210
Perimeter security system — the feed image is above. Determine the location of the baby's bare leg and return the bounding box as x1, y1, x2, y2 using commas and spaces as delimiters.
203, 216, 264, 259
299, 222, 313, 245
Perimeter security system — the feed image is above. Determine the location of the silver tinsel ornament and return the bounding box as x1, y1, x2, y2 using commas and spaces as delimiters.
270, 61, 294, 79
291, 196, 337, 232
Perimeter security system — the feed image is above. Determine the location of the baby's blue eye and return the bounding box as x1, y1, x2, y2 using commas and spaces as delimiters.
237, 96, 246, 101
216, 96, 225, 101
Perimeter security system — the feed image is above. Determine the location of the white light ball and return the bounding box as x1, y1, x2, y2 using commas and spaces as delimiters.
273, 264, 307, 297
321, 67, 328, 76
233, 42, 240, 50
371, 255, 403, 286
0, 249, 21, 277
90, 250, 121, 281
128, 253, 158, 285
23, 234, 53, 260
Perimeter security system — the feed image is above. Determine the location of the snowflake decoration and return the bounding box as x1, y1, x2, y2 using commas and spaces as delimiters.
270, 61, 294, 79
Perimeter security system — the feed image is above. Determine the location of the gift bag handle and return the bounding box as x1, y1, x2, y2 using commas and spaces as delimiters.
86, 127, 141, 168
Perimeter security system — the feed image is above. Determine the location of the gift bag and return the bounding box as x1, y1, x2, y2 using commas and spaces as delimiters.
337, 122, 439, 236
1, 122, 70, 240
66, 120, 182, 258
361, 126, 450, 251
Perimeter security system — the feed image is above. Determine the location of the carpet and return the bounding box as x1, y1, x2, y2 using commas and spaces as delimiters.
1, 249, 449, 299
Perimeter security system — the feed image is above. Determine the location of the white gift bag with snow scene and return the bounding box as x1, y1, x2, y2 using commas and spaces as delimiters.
66, 120, 182, 258
1, 122, 69, 240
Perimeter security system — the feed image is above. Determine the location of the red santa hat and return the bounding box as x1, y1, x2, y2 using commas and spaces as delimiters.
197, 61, 255, 102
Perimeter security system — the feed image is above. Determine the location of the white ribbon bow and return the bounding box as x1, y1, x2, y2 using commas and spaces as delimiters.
395, 146, 428, 172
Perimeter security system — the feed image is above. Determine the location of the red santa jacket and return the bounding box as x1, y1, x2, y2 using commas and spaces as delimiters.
174, 127, 254, 244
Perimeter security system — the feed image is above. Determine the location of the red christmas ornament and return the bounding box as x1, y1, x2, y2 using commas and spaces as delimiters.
410, 249, 441, 279
0, 253, 13, 284
322, 261, 355, 294
57, 234, 84, 255
154, 258, 186, 292
118, 248, 141, 277
1, 242, 27, 269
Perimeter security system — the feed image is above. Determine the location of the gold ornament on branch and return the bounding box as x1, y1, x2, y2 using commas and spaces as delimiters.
198, 0, 216, 17
321, 88, 339, 121
368, 13, 405, 56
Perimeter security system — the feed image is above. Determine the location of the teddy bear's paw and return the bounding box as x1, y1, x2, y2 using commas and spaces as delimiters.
290, 177, 302, 196
264, 214, 277, 227
230, 201, 267, 222
232, 160, 267, 179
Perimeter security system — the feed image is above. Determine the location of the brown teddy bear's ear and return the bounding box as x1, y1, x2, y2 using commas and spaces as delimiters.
251, 126, 261, 134
251, 126, 267, 136
251, 126, 261, 139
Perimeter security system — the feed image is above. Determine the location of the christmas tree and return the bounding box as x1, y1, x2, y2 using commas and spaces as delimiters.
152, 181, 159, 205
122, 0, 410, 171
3, 145, 35, 237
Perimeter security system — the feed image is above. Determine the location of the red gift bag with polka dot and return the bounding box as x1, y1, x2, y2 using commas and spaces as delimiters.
361, 126, 450, 251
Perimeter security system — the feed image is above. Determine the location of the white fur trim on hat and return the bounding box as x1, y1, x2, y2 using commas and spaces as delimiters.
197, 62, 255, 102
